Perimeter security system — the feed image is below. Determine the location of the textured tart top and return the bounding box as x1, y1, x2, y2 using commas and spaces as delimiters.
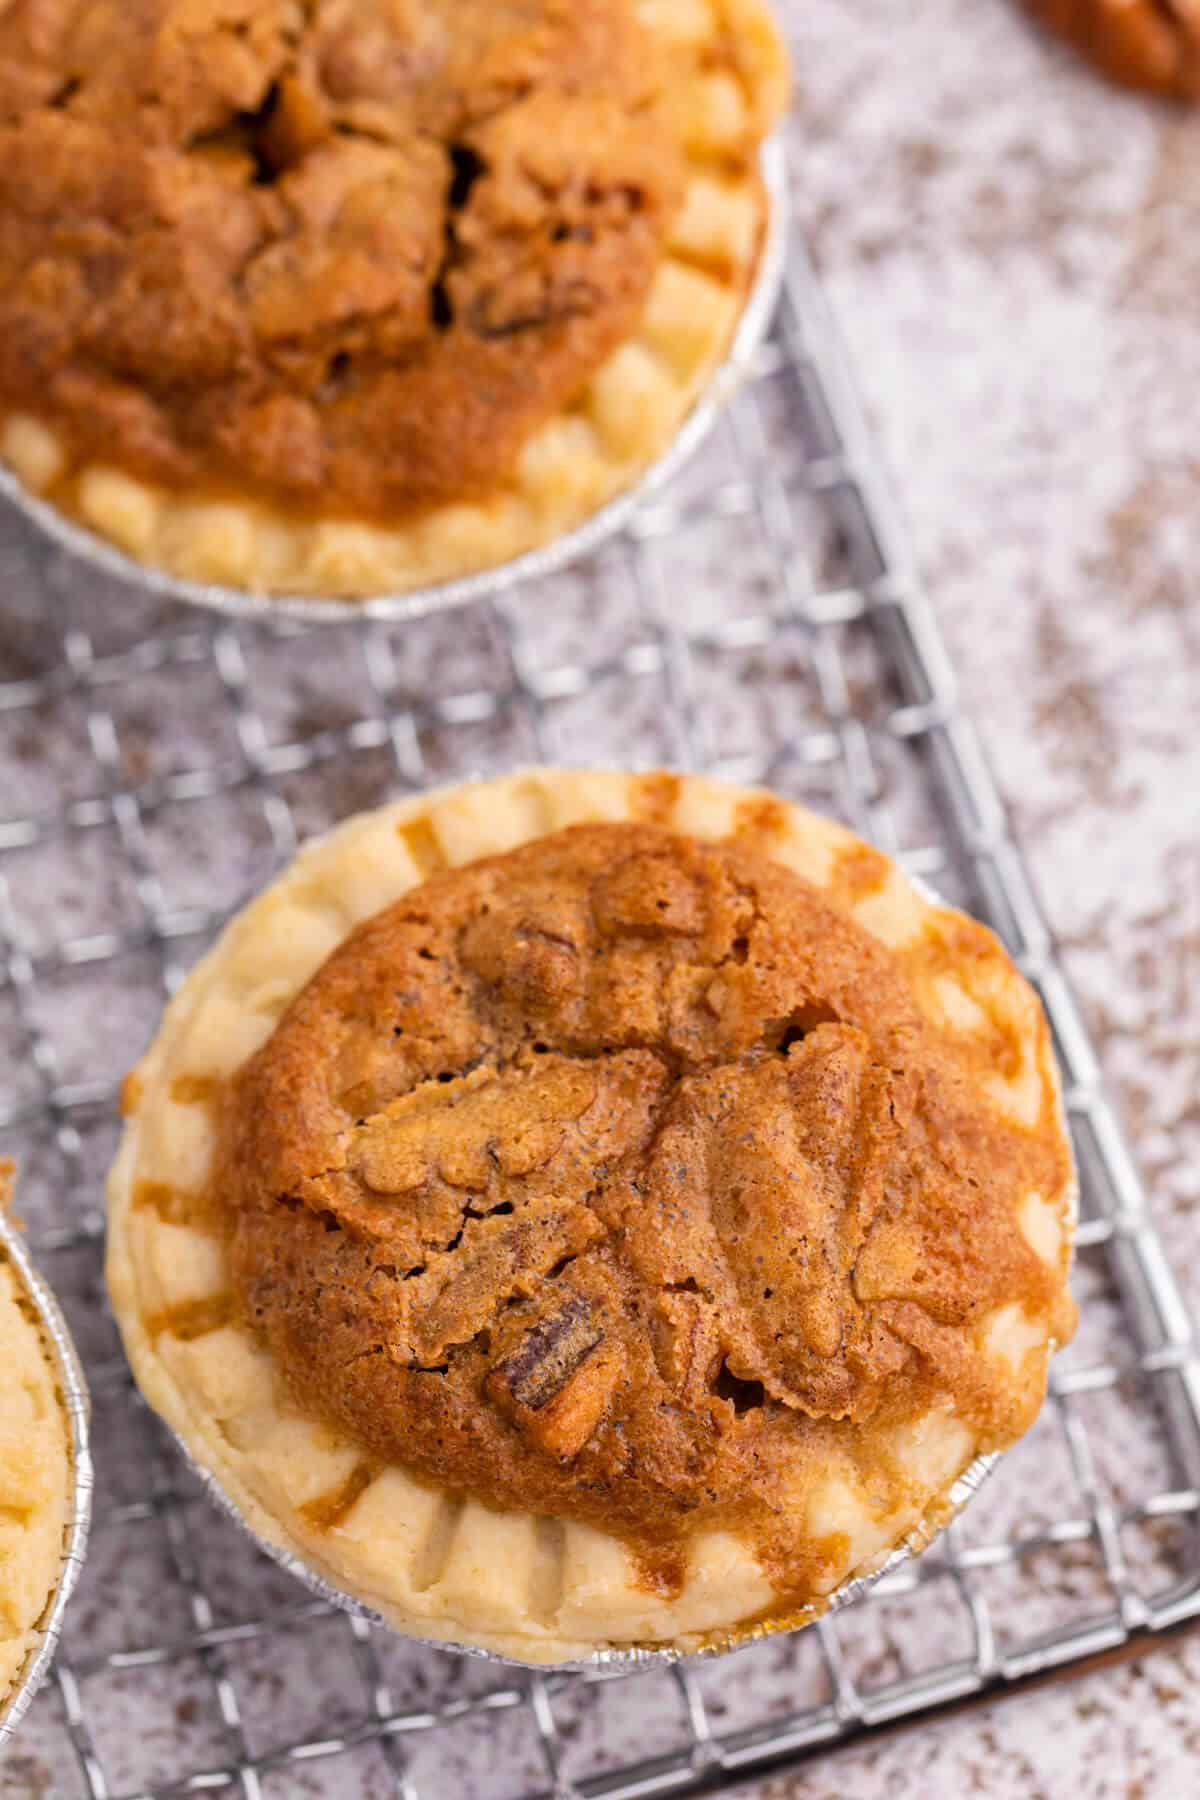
0, 0, 687, 517
1020, 0, 1200, 95
221, 821, 1074, 1591
0, 1235, 69, 1700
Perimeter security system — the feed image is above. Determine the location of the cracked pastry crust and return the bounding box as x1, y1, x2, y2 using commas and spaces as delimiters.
0, 1223, 70, 1704
107, 770, 1077, 1664
1018, 0, 1200, 96
0, 0, 787, 599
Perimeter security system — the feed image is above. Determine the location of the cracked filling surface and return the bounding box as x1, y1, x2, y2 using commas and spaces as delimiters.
0, 0, 684, 516
220, 823, 1072, 1591
1019, 0, 1200, 96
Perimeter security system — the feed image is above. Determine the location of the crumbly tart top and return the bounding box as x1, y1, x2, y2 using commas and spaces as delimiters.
0, 1223, 70, 1703
1019, 0, 1200, 95
0, 0, 788, 598
107, 770, 1076, 1663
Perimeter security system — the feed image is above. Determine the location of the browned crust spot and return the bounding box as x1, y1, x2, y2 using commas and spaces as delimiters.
132, 1180, 198, 1224
169, 1073, 221, 1107
829, 842, 891, 906
145, 1293, 232, 1343
397, 813, 447, 878
631, 770, 683, 823
732, 792, 791, 848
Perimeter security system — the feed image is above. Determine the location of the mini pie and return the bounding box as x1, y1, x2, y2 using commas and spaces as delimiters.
1018, 0, 1200, 95
0, 1214, 71, 1706
107, 768, 1077, 1664
0, 0, 788, 600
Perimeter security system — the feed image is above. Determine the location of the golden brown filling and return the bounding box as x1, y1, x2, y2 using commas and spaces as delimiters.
0, 0, 685, 516
1019, 0, 1200, 95
219, 824, 1071, 1591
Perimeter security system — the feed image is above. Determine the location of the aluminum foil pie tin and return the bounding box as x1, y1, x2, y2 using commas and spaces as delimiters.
0, 140, 789, 629
170, 1424, 1000, 1674
0, 1212, 93, 1749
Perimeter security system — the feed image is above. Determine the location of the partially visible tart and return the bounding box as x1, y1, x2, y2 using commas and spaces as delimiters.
107, 769, 1077, 1664
1018, 0, 1200, 96
0, 1207, 71, 1708
0, 0, 788, 599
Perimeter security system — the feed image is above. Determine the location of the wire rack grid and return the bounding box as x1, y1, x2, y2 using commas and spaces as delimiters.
1, 234, 1198, 1800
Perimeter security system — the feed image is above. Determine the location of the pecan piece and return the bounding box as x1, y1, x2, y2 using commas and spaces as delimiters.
1019, 0, 1200, 98
487, 1296, 623, 1457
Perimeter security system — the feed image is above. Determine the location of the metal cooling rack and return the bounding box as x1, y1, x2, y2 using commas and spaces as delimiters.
1, 236, 1199, 1800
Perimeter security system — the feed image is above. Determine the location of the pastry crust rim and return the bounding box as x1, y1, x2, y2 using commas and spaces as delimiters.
105, 766, 1077, 1667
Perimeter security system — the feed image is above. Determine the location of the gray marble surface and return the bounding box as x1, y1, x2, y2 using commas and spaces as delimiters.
0, 1, 1197, 1796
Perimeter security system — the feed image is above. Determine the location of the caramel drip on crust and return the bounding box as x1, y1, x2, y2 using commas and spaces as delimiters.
132, 1180, 203, 1224
828, 843, 891, 907
144, 1293, 232, 1342
213, 821, 1074, 1593
731, 792, 791, 849
170, 1073, 221, 1106
630, 770, 682, 823
298, 1461, 378, 1533
397, 814, 446, 879
1019, 0, 1200, 97
632, 1543, 688, 1601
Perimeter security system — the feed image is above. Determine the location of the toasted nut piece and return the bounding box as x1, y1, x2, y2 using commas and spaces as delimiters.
1019, 0, 1200, 97
487, 1297, 624, 1457
651, 1290, 722, 1404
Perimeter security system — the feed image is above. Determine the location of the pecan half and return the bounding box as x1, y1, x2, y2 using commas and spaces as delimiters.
487, 1296, 623, 1457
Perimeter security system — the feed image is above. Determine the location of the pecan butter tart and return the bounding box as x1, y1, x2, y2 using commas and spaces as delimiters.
106, 771, 1077, 1663
0, 0, 787, 599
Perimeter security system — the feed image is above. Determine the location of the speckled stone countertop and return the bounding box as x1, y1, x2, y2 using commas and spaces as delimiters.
766, 1, 1199, 1795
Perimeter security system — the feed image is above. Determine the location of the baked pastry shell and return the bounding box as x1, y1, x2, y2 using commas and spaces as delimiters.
168, 1414, 1002, 1672
0, 1209, 93, 1747
0, 140, 786, 626
105, 771, 1078, 1668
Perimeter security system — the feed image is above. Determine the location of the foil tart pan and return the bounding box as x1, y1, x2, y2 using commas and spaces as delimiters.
169, 1423, 1000, 1675
0, 1212, 93, 1748
153, 872, 1077, 1672
0, 139, 789, 629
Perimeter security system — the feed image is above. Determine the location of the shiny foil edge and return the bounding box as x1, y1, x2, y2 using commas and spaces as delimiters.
153, 877, 1078, 1673
0, 140, 789, 628
167, 1427, 1002, 1675
0, 1213, 94, 1748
